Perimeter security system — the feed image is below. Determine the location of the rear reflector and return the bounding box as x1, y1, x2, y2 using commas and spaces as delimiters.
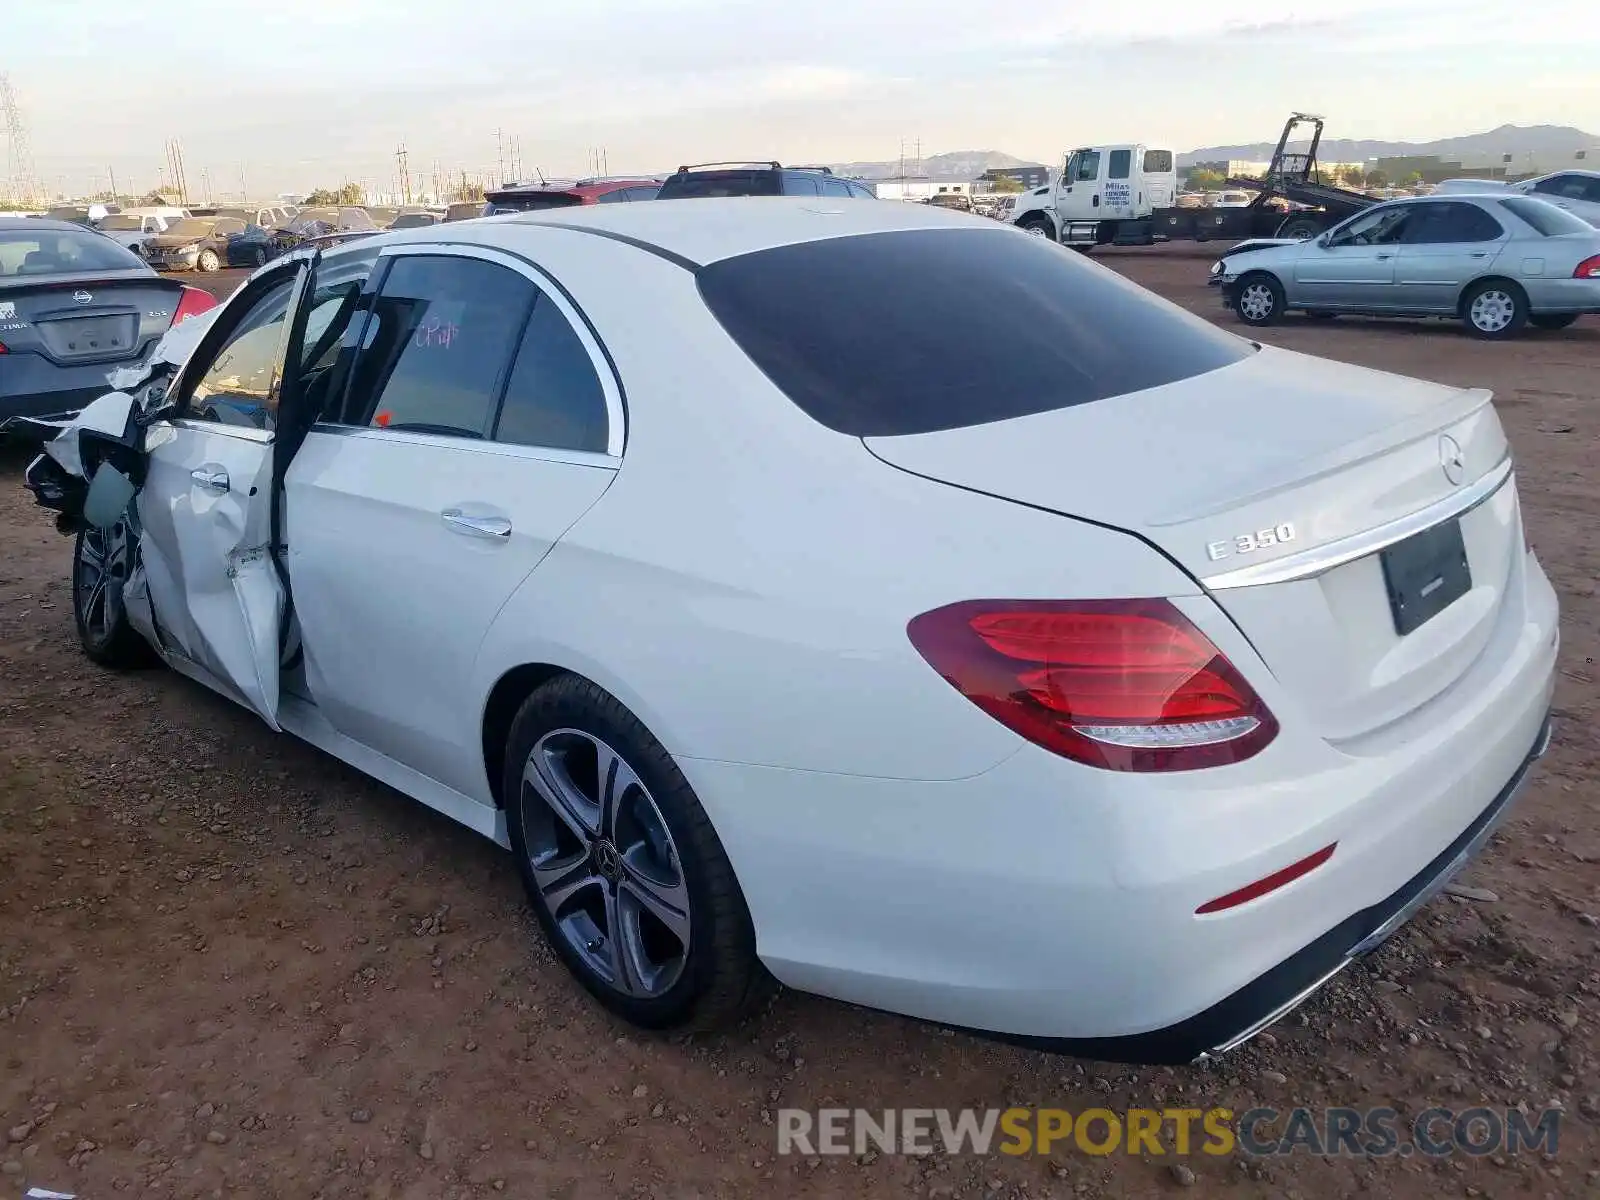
907, 599, 1278, 772
172, 285, 218, 326
1196, 843, 1337, 914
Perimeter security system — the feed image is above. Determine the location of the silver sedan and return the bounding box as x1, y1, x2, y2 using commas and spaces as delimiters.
1211, 194, 1600, 338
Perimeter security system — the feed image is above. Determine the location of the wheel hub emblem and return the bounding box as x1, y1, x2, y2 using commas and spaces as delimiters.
594, 839, 622, 880
1439, 434, 1466, 486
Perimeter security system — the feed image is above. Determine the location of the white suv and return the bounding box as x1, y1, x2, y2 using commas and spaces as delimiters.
1436, 170, 1600, 227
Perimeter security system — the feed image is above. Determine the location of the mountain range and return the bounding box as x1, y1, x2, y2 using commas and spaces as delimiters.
830, 126, 1597, 180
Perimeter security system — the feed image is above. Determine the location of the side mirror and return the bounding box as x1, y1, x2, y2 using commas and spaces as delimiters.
1316, 233, 1331, 248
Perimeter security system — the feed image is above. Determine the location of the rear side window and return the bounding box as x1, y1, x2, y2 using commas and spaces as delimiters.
494, 293, 609, 453
819, 177, 852, 198
783, 174, 821, 196
1500, 197, 1593, 236
1143, 150, 1174, 173
1402, 202, 1503, 244
657, 170, 782, 199
698, 229, 1253, 437
347, 255, 533, 438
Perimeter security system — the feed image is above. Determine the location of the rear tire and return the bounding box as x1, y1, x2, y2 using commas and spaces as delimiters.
73, 522, 155, 669
1529, 313, 1578, 331
1461, 280, 1528, 339
1277, 215, 1324, 241
253, 246, 268, 267
503, 674, 775, 1033
196, 248, 220, 273
1233, 272, 1285, 327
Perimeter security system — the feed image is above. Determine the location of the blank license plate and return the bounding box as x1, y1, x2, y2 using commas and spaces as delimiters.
1380, 518, 1471, 636
42, 314, 137, 360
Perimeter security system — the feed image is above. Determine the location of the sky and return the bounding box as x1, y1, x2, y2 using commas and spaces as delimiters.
5, 0, 1599, 200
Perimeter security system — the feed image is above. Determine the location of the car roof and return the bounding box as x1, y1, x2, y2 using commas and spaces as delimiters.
0, 216, 93, 233
463, 196, 986, 267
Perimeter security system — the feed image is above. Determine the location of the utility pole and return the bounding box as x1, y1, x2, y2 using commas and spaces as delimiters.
107, 164, 119, 204
395, 143, 412, 205
239, 163, 247, 203
496, 127, 505, 188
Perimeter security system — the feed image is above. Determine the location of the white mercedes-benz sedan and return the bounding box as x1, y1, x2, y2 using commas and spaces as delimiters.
18, 199, 1558, 1064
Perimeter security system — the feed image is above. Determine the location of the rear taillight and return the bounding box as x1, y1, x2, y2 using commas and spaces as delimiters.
172, 285, 218, 326
906, 599, 1278, 772
1574, 254, 1600, 279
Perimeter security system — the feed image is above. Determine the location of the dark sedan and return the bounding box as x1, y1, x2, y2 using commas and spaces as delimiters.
0, 218, 217, 421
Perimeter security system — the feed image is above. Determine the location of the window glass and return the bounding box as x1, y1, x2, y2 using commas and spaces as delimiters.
697, 228, 1252, 437
1401, 202, 1502, 244
493, 293, 608, 452
784, 174, 821, 196
594, 188, 629, 204
0, 227, 146, 276
1143, 150, 1174, 173
1499, 197, 1589, 236
1074, 151, 1102, 183
820, 177, 852, 198
849, 182, 876, 199
625, 185, 661, 201
1108, 150, 1131, 180
1328, 205, 1410, 247
186, 277, 297, 430
296, 246, 382, 421
345, 255, 533, 438
1580, 177, 1600, 204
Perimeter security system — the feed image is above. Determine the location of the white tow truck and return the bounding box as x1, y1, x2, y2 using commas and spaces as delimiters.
1009, 115, 1380, 250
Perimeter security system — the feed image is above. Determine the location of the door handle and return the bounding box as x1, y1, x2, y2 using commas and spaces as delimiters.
1470, 251, 1489, 258
190, 468, 229, 493
1375, 253, 1392, 259
441, 509, 511, 539
1092, 194, 1100, 207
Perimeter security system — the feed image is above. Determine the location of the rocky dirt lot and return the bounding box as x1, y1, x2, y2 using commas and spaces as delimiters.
1, 248, 1596, 1199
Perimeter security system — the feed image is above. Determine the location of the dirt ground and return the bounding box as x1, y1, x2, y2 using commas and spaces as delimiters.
1, 248, 1595, 1199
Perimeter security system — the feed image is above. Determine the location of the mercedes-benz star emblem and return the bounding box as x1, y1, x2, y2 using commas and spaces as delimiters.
594, 840, 622, 881
72, 290, 93, 305
1439, 434, 1466, 486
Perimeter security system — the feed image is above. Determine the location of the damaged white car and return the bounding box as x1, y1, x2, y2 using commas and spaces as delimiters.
17, 207, 1558, 1065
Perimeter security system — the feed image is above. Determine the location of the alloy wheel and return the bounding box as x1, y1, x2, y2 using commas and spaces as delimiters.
520, 729, 691, 998
76, 521, 132, 644
1023, 223, 1048, 238
1239, 283, 1276, 322
1470, 290, 1515, 334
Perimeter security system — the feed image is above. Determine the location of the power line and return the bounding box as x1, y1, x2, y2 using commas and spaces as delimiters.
1, 73, 41, 205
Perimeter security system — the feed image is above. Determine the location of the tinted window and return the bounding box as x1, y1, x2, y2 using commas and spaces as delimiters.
1402, 202, 1503, 244
784, 174, 821, 196
657, 170, 782, 199
1108, 150, 1131, 180
1144, 150, 1174, 173
494, 293, 608, 452
1533, 174, 1589, 201
298, 247, 382, 421
0, 227, 147, 276
697, 229, 1253, 437
347, 255, 533, 438
820, 177, 852, 198
1500, 197, 1593, 236
594, 188, 629, 204
624, 185, 661, 201
186, 277, 297, 430
849, 182, 876, 199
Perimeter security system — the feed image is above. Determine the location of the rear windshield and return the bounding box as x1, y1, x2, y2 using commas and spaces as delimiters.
697, 228, 1253, 437
1500, 197, 1593, 237
1143, 150, 1174, 173
0, 227, 147, 276
658, 170, 782, 199
485, 192, 583, 213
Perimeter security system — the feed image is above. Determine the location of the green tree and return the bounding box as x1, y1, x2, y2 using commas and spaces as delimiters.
1403, 171, 1425, 188
1338, 165, 1366, 187
305, 182, 366, 206
1186, 167, 1224, 191
989, 176, 1026, 194
1364, 168, 1389, 189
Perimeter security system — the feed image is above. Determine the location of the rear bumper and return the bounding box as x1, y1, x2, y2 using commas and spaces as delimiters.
984, 715, 1552, 1064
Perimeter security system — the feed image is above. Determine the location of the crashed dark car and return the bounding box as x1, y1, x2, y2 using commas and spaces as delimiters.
268, 208, 378, 258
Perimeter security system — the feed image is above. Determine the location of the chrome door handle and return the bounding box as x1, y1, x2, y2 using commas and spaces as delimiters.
190, 468, 229, 493
441, 509, 511, 538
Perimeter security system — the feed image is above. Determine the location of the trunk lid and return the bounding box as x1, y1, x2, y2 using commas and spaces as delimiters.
864, 347, 1521, 742
0, 274, 184, 365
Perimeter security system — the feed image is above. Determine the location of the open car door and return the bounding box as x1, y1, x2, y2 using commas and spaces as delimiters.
130, 256, 314, 729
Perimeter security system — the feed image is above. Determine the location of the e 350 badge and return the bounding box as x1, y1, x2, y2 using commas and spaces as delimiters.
1207, 522, 1297, 562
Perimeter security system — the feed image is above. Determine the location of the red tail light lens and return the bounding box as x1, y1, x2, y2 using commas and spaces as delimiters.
1574, 254, 1600, 279
172, 285, 218, 326
907, 599, 1278, 772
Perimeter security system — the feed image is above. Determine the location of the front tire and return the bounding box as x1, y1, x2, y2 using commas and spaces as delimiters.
1529, 313, 1578, 331
73, 522, 154, 668
253, 246, 268, 267
1461, 280, 1528, 338
1017, 217, 1053, 240
1234, 272, 1285, 327
196, 248, 221, 273
503, 675, 774, 1032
